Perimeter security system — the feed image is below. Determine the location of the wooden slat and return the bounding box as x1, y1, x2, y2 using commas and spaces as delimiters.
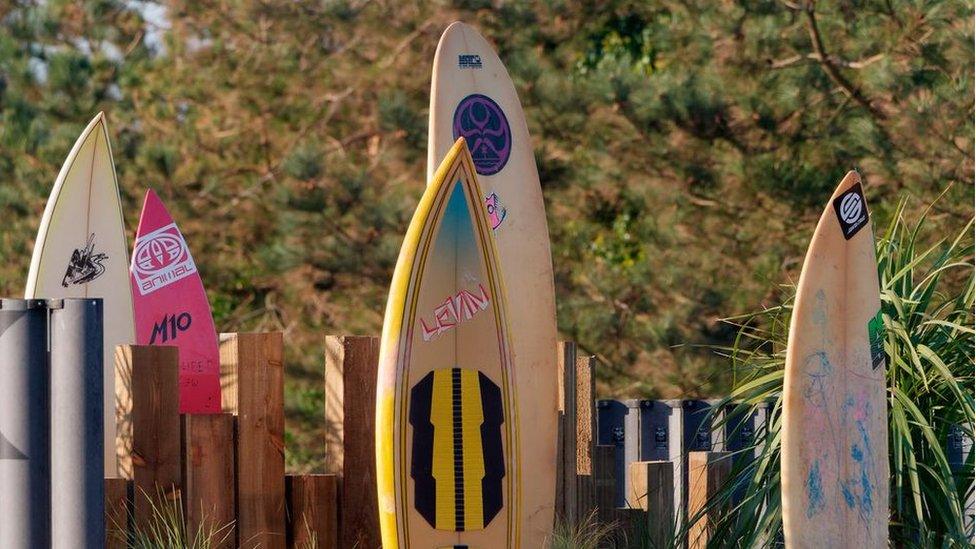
575, 353, 595, 520
286, 474, 338, 549
324, 335, 381, 549
626, 460, 649, 510
593, 444, 617, 524
182, 413, 236, 548
558, 341, 579, 525
613, 508, 646, 548
218, 333, 239, 414
225, 332, 286, 548
687, 451, 730, 549
555, 342, 566, 520
645, 461, 676, 549
104, 477, 131, 549
114, 345, 134, 479
124, 345, 181, 527
555, 405, 565, 520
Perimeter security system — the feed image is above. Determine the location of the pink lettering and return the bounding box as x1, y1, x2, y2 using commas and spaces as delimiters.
419, 284, 491, 342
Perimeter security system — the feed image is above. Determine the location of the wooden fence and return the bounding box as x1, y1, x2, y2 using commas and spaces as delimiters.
108, 333, 975, 548
110, 333, 336, 549
104, 334, 770, 548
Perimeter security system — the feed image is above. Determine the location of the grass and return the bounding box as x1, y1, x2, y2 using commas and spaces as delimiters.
679, 197, 975, 547
115, 488, 327, 548
111, 488, 235, 549
550, 510, 622, 549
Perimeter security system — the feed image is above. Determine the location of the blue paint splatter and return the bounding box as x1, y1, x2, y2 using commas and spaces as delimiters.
836, 401, 877, 523
860, 468, 873, 514
806, 460, 825, 518
812, 289, 828, 327
841, 483, 856, 508
802, 351, 833, 409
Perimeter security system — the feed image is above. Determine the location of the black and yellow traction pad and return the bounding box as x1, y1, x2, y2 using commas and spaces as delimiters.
410, 367, 505, 532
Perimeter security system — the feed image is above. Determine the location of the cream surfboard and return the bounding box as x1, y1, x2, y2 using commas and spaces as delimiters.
782, 171, 889, 547
428, 22, 557, 544
377, 139, 521, 548
25, 112, 135, 475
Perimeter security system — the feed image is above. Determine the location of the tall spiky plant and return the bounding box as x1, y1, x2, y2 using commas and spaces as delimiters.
681, 198, 974, 548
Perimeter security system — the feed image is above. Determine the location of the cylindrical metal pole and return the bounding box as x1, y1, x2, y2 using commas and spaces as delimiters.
0, 298, 51, 548
50, 298, 104, 548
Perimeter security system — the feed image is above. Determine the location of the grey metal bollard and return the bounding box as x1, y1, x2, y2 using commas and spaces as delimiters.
0, 299, 51, 548
50, 298, 104, 548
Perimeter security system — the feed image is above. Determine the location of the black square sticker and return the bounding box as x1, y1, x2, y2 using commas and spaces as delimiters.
832, 182, 869, 240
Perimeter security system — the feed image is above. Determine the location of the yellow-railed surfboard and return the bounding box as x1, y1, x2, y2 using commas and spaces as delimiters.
377, 139, 521, 548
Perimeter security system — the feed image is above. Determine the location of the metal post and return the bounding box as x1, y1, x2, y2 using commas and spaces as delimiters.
50, 298, 104, 548
0, 299, 51, 548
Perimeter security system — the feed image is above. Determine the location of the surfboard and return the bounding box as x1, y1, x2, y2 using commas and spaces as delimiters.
782, 171, 889, 547
25, 112, 135, 475
428, 22, 558, 544
377, 139, 521, 548
130, 189, 220, 414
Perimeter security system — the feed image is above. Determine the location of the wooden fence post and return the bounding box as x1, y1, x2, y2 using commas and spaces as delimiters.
625, 461, 675, 548
286, 474, 338, 549
120, 345, 181, 527
104, 477, 131, 549
687, 451, 730, 549
593, 444, 617, 524
223, 332, 285, 548
575, 354, 596, 521
182, 413, 236, 548
324, 335, 381, 549
557, 341, 578, 525
218, 334, 239, 415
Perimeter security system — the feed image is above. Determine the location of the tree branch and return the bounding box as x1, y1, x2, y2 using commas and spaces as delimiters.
801, 1, 887, 120
767, 52, 884, 70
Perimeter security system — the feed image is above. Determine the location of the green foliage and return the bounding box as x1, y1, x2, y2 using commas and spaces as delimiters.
120, 488, 234, 549
0, 1, 971, 470
549, 510, 622, 549
689, 200, 974, 547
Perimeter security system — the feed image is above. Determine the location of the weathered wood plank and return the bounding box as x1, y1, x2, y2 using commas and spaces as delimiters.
286, 474, 338, 549
573, 352, 596, 522
218, 333, 239, 414
226, 332, 286, 548
628, 460, 675, 548
593, 444, 617, 525
556, 341, 578, 524
104, 477, 131, 549
182, 413, 236, 548
124, 345, 181, 528
687, 451, 730, 549
324, 335, 381, 549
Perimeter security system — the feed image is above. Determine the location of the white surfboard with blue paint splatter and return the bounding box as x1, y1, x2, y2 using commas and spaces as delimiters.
782, 171, 888, 547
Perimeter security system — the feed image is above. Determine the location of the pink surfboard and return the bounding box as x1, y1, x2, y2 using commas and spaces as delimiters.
129, 189, 221, 413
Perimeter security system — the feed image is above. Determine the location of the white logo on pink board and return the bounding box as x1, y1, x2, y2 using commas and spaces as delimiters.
132, 223, 196, 295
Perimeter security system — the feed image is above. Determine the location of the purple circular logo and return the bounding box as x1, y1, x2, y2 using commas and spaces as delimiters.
452, 94, 511, 176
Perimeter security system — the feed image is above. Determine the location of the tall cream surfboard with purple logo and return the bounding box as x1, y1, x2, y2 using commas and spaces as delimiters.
25, 112, 135, 475
378, 139, 520, 548
428, 21, 557, 544
782, 171, 889, 547
130, 189, 220, 414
